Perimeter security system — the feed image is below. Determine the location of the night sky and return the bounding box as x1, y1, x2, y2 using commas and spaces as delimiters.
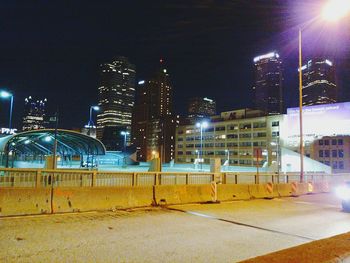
0, 0, 349, 129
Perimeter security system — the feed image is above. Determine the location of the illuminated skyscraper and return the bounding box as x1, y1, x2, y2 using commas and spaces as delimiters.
96, 57, 136, 149
253, 51, 283, 115
132, 68, 178, 162
187, 97, 216, 124
22, 96, 47, 131
301, 57, 337, 106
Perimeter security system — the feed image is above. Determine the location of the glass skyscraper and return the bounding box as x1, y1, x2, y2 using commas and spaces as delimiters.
96, 57, 136, 149
301, 57, 337, 106
253, 52, 283, 115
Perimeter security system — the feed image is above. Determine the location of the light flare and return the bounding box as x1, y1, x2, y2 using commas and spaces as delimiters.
322, 0, 350, 22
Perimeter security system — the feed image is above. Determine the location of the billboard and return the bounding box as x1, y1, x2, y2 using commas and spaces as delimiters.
286, 102, 350, 142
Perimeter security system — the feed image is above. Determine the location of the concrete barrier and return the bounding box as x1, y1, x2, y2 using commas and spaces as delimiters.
312, 181, 330, 193
276, 183, 293, 197
217, 184, 251, 201
52, 186, 154, 213
291, 182, 309, 196
0, 187, 51, 216
240, 232, 350, 263
154, 185, 211, 205
248, 184, 276, 199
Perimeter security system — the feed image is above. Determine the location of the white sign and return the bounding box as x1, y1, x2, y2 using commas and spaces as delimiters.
1, 128, 17, 135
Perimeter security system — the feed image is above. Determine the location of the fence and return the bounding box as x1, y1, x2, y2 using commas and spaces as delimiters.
0, 168, 347, 188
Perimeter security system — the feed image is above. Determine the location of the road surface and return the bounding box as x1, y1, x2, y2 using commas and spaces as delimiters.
1, 193, 350, 262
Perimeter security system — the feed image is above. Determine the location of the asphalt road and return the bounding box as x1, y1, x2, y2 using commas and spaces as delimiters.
1, 193, 350, 262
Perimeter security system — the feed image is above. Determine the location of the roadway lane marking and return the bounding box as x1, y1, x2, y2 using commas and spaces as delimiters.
291, 201, 340, 209
167, 207, 316, 241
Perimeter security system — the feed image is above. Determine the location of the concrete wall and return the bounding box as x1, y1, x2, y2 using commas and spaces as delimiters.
0, 188, 51, 216
0, 181, 332, 217
52, 186, 154, 213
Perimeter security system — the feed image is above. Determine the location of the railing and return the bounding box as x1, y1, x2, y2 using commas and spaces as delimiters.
0, 168, 347, 188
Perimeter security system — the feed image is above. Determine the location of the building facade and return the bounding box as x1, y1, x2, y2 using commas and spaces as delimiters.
132, 69, 178, 162
301, 57, 337, 106
96, 57, 136, 150
187, 97, 216, 124
253, 52, 283, 115
22, 96, 47, 131
176, 108, 283, 168
311, 136, 350, 173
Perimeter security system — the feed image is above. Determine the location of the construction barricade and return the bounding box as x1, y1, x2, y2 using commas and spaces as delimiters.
291, 182, 311, 196
311, 181, 330, 193
248, 183, 277, 199
276, 183, 293, 197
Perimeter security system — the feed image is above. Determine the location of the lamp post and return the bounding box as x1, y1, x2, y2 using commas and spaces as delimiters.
298, 0, 349, 182
196, 121, 208, 171
225, 149, 230, 165
0, 91, 14, 130
121, 131, 129, 165
195, 149, 199, 161
87, 105, 99, 135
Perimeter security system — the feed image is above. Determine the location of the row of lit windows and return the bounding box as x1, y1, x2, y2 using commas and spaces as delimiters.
319, 149, 344, 158
318, 139, 344, 146
320, 160, 345, 169
176, 158, 256, 165
178, 141, 267, 148
177, 133, 270, 141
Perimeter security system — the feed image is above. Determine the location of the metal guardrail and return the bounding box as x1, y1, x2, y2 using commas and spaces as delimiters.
0, 168, 347, 188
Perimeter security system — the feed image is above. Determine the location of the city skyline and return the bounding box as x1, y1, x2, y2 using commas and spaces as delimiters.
0, 0, 348, 129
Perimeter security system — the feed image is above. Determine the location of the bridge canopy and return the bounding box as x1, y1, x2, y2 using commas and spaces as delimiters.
0, 129, 106, 156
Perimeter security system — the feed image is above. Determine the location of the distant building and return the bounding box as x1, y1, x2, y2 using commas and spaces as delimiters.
176, 108, 282, 167
301, 57, 337, 106
187, 97, 216, 124
22, 96, 47, 131
96, 57, 136, 150
132, 68, 178, 162
311, 136, 350, 173
253, 51, 283, 115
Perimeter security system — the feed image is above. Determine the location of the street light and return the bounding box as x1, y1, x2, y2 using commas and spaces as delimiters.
225, 149, 230, 164
121, 131, 129, 165
298, 0, 349, 182
196, 121, 208, 170
0, 90, 14, 130
85, 105, 99, 136
87, 105, 100, 128
152, 150, 157, 159
322, 0, 350, 22
120, 131, 129, 152
195, 149, 199, 161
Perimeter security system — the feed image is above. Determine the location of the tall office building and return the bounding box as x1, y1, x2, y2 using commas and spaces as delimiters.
301, 57, 337, 106
253, 51, 283, 115
96, 57, 136, 150
22, 96, 47, 131
187, 97, 216, 124
132, 68, 178, 162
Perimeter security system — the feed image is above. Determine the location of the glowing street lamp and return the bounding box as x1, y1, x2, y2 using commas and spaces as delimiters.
195, 149, 199, 160
298, 0, 349, 182
322, 0, 350, 22
225, 149, 230, 164
196, 121, 208, 170
120, 131, 129, 152
152, 150, 157, 159
0, 90, 14, 130
87, 105, 100, 128
121, 131, 129, 165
